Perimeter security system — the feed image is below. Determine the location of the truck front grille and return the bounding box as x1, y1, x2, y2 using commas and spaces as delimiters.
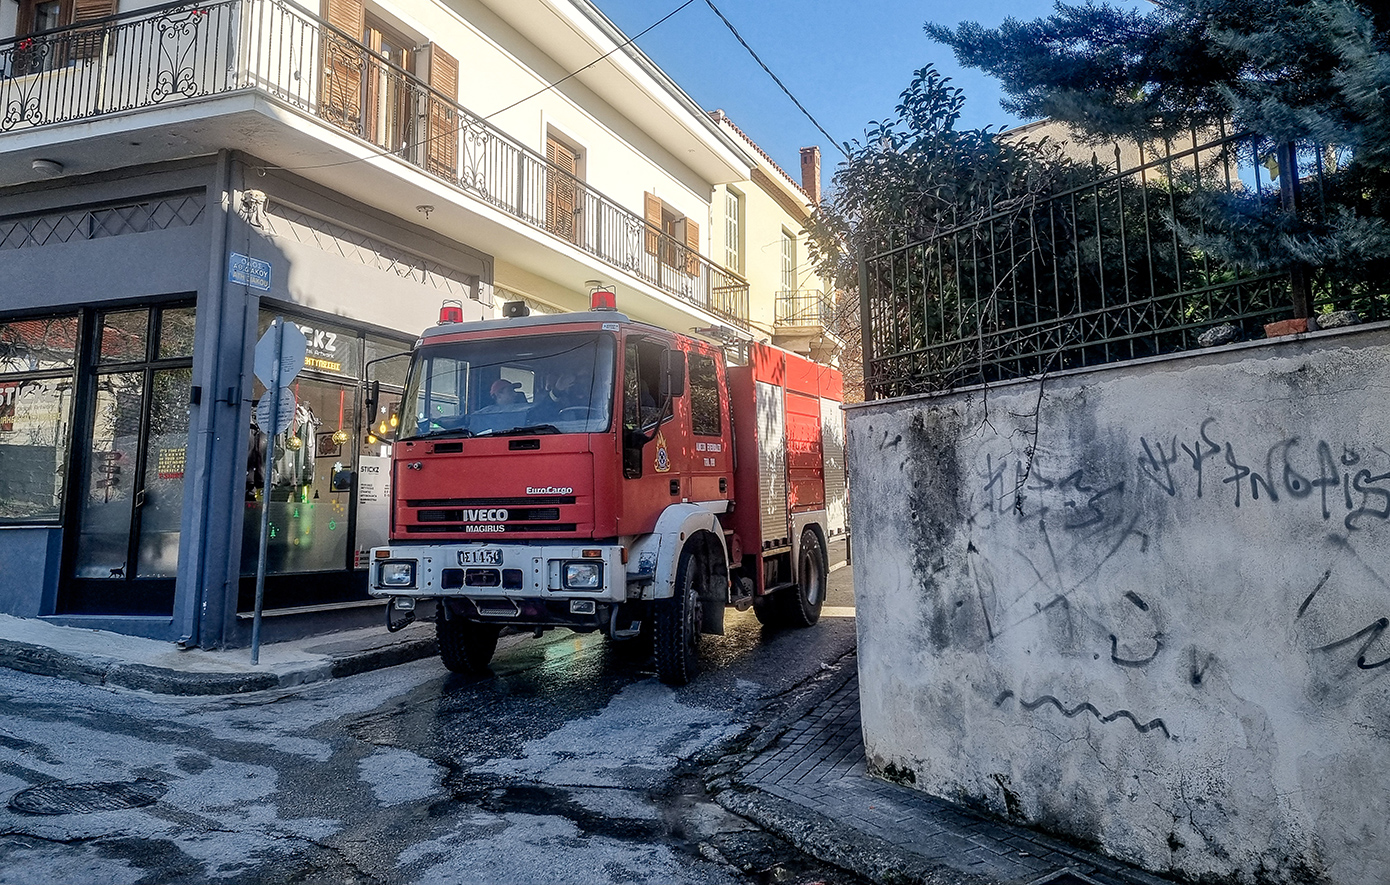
417, 507, 561, 523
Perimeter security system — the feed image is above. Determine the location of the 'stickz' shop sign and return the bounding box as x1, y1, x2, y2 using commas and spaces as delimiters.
291, 323, 359, 378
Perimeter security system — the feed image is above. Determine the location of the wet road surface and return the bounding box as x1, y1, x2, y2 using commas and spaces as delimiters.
0, 570, 867, 885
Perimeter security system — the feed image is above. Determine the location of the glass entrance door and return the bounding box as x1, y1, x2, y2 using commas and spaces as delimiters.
59, 305, 196, 615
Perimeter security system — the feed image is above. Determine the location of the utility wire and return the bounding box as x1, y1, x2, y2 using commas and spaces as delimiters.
701, 0, 848, 160
259, 0, 696, 173
484, 0, 696, 121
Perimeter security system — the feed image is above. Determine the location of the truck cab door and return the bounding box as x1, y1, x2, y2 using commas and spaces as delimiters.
619, 335, 683, 534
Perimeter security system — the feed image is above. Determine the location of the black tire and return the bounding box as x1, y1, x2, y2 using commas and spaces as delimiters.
436, 615, 500, 675
781, 528, 826, 628
654, 547, 702, 685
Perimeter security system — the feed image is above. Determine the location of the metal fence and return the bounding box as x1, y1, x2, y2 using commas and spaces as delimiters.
775, 288, 834, 326
858, 128, 1382, 399
0, 0, 749, 329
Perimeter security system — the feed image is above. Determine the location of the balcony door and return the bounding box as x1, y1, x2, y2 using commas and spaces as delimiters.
545, 135, 583, 245
363, 18, 414, 157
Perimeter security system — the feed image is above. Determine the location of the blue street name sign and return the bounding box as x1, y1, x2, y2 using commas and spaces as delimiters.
229, 252, 272, 291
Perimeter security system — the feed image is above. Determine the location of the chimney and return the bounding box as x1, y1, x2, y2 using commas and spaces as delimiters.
799, 146, 821, 204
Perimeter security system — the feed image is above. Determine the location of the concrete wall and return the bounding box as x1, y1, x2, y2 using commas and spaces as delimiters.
846, 325, 1390, 885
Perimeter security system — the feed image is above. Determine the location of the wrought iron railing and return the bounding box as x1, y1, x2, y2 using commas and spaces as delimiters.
0, 0, 750, 329
859, 129, 1386, 399
775, 288, 833, 326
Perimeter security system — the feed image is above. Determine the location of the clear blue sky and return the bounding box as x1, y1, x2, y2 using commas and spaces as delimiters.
588, 0, 1123, 194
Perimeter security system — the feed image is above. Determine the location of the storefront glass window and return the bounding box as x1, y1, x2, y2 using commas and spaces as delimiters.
0, 314, 78, 522
136, 367, 193, 577
97, 310, 149, 364
244, 314, 379, 575
157, 307, 198, 360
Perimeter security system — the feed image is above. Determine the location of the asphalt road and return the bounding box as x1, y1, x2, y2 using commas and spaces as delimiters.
0, 568, 861, 885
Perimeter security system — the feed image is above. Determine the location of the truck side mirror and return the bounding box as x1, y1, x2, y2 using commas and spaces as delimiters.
366, 379, 380, 417
661, 349, 686, 398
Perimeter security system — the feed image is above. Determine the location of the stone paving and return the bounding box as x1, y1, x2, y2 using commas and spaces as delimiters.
736, 666, 1173, 885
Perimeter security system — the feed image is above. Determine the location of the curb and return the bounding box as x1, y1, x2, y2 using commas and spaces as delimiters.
0, 636, 440, 696
715, 786, 994, 885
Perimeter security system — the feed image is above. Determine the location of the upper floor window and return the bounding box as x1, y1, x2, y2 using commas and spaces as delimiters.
16, 0, 112, 37
781, 229, 797, 292
724, 189, 742, 274
645, 192, 700, 275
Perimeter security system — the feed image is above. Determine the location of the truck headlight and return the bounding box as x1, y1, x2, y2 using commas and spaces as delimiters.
379, 561, 417, 588
563, 561, 602, 590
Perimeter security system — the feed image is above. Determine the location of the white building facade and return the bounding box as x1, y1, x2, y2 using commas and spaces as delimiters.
0, 0, 758, 646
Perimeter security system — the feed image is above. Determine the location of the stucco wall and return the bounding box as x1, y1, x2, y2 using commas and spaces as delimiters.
846, 325, 1390, 884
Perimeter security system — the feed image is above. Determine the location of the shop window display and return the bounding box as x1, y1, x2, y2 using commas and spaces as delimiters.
0, 315, 78, 522
241, 313, 409, 592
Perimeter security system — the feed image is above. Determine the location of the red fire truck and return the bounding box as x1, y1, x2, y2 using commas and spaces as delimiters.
368, 297, 847, 684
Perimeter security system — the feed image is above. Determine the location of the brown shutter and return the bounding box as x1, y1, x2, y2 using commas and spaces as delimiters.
684, 217, 700, 275
425, 44, 459, 180
644, 192, 661, 256
320, 0, 365, 134
70, 0, 115, 61
546, 137, 579, 243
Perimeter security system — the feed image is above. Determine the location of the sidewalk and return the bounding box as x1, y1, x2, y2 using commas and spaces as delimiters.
0, 613, 440, 695
712, 661, 1174, 885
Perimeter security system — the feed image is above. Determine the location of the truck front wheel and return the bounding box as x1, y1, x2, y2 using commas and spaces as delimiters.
436, 615, 501, 676
655, 548, 702, 685
782, 528, 826, 628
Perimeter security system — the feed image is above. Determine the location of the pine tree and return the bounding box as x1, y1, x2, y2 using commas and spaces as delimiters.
926, 0, 1390, 296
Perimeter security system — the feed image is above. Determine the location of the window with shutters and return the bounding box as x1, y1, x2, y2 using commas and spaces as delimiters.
545, 133, 584, 245
14, 0, 113, 71
644, 192, 700, 275
723, 189, 742, 274
781, 228, 797, 293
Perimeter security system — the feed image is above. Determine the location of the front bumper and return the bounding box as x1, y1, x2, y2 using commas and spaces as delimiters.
368, 542, 627, 603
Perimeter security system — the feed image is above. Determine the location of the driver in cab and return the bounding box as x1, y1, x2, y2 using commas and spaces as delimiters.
531, 368, 590, 422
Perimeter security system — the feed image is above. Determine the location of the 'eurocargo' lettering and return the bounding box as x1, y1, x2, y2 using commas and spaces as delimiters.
527, 486, 574, 495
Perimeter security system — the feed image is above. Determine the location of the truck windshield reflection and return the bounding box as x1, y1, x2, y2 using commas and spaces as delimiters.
400, 332, 616, 440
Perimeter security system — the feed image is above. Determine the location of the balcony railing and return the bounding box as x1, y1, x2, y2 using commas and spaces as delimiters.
775, 288, 834, 326
0, 0, 750, 329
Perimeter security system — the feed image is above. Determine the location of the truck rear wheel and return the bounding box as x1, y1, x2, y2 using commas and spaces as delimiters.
436, 615, 500, 675
781, 528, 826, 628
655, 548, 702, 685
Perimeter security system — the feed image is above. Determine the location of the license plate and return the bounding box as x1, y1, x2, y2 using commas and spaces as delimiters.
459, 548, 501, 566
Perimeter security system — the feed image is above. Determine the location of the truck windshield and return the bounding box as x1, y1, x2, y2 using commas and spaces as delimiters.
400, 332, 616, 440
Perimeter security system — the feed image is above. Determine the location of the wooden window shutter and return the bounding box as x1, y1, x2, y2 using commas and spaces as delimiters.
683, 218, 700, 275
425, 44, 459, 180
320, 0, 365, 134
644, 192, 661, 256
71, 0, 114, 24
70, 0, 115, 61
546, 137, 580, 243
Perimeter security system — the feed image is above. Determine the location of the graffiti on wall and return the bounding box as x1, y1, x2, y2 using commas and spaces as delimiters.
956, 414, 1390, 739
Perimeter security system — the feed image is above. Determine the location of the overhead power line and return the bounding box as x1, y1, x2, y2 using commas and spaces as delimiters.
701, 0, 849, 160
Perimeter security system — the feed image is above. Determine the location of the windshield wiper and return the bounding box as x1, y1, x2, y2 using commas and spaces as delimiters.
409, 427, 475, 441
483, 423, 561, 437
